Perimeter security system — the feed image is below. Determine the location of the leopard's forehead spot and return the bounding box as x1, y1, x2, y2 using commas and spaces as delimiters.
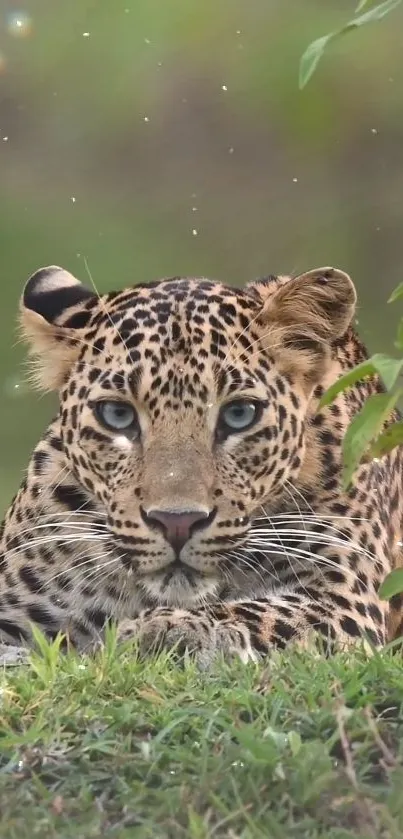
75, 278, 269, 405
97, 278, 256, 330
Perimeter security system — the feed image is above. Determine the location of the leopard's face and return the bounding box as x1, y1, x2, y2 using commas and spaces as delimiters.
58, 280, 311, 606
22, 267, 356, 607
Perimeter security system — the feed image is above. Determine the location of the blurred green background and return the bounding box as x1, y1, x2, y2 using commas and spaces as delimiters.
1, 0, 403, 511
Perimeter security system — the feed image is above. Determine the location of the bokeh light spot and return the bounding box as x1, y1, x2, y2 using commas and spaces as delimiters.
6, 12, 33, 38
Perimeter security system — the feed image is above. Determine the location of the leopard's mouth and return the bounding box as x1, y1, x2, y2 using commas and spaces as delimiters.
110, 518, 250, 577
115, 534, 233, 576
142, 558, 220, 586
137, 561, 223, 608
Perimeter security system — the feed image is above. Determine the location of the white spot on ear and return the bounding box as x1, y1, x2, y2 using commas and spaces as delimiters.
113, 435, 132, 451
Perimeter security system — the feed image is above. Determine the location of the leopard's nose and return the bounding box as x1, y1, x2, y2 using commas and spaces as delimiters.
141, 507, 216, 553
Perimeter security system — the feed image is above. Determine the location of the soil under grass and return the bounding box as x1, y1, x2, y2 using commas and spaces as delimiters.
0, 633, 403, 838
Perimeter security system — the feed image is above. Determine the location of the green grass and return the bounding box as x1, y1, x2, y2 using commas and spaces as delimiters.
1, 633, 403, 838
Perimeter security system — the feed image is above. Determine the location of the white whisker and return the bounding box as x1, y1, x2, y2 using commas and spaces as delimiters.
249, 526, 375, 563
226, 548, 279, 589
17, 521, 109, 537
37, 549, 115, 592
254, 512, 369, 524
5, 532, 106, 558
246, 539, 358, 580
83, 257, 131, 357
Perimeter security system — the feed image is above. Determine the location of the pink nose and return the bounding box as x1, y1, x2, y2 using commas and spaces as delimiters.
141, 508, 215, 554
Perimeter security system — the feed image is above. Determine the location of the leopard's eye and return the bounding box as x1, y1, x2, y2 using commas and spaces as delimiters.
218, 400, 261, 433
94, 400, 139, 434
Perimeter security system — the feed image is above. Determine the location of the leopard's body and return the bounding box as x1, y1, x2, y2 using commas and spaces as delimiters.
1, 264, 402, 665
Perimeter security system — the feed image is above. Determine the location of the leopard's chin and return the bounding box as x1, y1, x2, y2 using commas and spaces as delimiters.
139, 564, 222, 608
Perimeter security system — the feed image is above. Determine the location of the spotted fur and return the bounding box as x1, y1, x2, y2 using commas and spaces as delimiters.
1, 264, 402, 665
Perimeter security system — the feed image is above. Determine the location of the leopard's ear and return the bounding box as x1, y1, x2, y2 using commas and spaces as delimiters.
248, 267, 357, 385
20, 266, 97, 391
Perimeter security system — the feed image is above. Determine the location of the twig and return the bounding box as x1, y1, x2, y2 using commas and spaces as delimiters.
364, 706, 398, 768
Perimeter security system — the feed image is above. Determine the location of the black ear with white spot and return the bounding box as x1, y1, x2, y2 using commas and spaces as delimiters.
20, 266, 97, 391
23, 265, 95, 327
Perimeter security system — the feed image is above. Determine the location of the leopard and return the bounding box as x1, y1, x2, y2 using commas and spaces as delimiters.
1, 263, 403, 668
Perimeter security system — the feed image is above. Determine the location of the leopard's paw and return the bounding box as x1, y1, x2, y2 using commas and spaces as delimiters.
117, 608, 259, 669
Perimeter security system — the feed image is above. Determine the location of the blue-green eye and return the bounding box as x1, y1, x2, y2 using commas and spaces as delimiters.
219, 400, 260, 432
95, 400, 138, 433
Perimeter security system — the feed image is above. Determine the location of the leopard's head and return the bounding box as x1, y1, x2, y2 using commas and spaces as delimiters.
21, 265, 356, 606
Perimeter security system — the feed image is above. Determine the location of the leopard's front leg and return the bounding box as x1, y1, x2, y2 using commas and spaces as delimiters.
118, 605, 261, 669
117, 589, 386, 667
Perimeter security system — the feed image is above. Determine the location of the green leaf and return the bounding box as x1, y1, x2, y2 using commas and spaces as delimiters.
346, 0, 402, 26
379, 568, 403, 600
394, 319, 403, 350
388, 281, 403, 303
263, 725, 289, 750
356, 0, 373, 9
288, 730, 302, 756
299, 0, 402, 89
319, 359, 377, 408
371, 353, 403, 390
342, 389, 403, 488
368, 419, 403, 457
299, 34, 334, 89
319, 353, 403, 409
